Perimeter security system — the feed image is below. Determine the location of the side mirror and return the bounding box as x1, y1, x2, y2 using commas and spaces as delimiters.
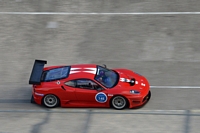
103, 64, 107, 68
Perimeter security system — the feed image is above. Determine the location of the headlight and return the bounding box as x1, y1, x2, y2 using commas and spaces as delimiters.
130, 90, 140, 94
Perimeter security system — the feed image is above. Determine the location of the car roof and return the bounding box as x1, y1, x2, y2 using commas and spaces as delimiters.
69, 64, 98, 79
44, 64, 99, 80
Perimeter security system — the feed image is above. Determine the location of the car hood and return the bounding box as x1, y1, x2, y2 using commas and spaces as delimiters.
113, 68, 150, 92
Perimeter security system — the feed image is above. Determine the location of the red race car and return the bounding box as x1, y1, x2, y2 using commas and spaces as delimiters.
29, 60, 151, 110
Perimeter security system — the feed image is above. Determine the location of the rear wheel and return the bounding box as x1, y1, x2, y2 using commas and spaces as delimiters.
111, 96, 127, 110
42, 94, 59, 108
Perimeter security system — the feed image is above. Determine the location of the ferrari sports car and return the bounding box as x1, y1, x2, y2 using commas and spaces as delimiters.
29, 60, 151, 110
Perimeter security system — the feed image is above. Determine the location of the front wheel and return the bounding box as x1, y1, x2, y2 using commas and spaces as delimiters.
146, 91, 151, 102
42, 94, 59, 108
111, 96, 127, 110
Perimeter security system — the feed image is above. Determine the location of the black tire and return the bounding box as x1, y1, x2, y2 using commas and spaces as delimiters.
111, 96, 127, 110
30, 95, 35, 103
42, 94, 59, 108
146, 91, 151, 101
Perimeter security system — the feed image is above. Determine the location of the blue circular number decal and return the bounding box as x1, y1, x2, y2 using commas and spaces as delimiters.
95, 92, 107, 103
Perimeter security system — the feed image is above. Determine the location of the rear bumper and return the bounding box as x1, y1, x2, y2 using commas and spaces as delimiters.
32, 89, 44, 105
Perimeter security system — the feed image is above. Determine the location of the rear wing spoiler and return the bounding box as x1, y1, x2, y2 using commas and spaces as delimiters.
29, 60, 47, 85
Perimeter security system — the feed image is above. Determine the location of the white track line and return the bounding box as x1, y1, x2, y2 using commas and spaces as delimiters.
150, 86, 200, 89
0, 109, 200, 115
0, 12, 200, 15
0, 85, 200, 89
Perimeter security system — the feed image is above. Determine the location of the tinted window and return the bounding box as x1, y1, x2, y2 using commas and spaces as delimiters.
95, 66, 119, 88
41, 66, 70, 81
65, 80, 76, 87
76, 79, 99, 90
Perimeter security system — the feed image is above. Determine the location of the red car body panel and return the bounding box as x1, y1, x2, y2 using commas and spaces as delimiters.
31, 63, 150, 109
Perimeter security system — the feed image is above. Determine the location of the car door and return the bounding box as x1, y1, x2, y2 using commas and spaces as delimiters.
74, 79, 108, 107
61, 80, 77, 101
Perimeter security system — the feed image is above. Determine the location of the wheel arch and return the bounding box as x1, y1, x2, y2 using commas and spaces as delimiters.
109, 94, 130, 108
41, 93, 61, 107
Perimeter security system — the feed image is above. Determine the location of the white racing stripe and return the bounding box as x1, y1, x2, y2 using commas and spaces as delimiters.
0, 12, 200, 15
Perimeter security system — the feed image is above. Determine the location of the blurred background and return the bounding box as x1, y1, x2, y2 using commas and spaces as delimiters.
0, 0, 200, 133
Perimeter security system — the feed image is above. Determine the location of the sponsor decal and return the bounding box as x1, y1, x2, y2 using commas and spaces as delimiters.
108, 94, 113, 96
141, 83, 146, 86
95, 92, 107, 103
57, 80, 60, 85
120, 78, 126, 82
120, 78, 132, 83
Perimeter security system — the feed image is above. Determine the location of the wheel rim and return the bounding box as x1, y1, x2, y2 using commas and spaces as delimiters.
112, 96, 126, 109
43, 95, 58, 107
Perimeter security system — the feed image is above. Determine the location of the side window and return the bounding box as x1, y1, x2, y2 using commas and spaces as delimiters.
65, 80, 76, 88
76, 79, 99, 90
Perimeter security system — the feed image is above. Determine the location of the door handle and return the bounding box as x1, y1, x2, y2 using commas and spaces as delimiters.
61, 86, 66, 90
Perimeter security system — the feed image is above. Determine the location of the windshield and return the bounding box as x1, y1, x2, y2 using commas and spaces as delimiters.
95, 66, 119, 88
41, 66, 70, 81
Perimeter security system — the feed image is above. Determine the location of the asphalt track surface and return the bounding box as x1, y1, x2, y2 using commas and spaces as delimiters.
1, 0, 200, 133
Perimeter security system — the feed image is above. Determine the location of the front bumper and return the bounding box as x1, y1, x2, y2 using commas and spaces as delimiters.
127, 91, 151, 108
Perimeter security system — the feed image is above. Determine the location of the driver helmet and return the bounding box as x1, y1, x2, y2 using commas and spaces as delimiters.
99, 70, 105, 76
